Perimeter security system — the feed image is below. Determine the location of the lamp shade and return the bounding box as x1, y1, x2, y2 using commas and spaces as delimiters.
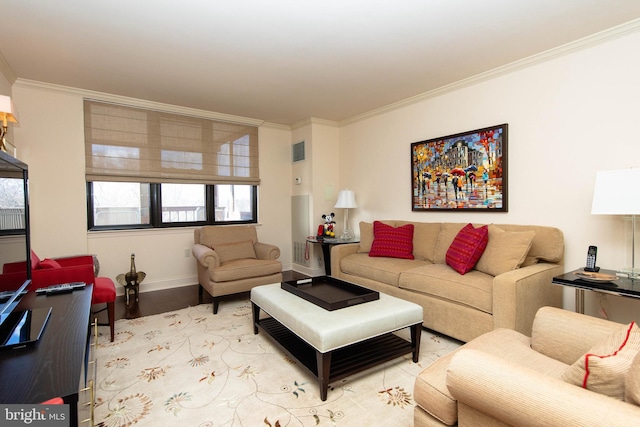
591, 168, 640, 215
0, 95, 18, 125
334, 190, 357, 209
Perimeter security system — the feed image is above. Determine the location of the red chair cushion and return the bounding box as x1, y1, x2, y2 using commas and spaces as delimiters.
37, 258, 62, 269
92, 277, 116, 304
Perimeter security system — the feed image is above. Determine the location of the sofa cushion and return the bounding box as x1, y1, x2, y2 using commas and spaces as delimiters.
446, 223, 488, 275
211, 258, 282, 282
214, 240, 257, 263
341, 253, 428, 287
625, 351, 640, 405
475, 225, 535, 276
397, 221, 441, 262
37, 258, 62, 269
433, 223, 467, 264
369, 221, 414, 259
561, 322, 640, 400
399, 264, 494, 314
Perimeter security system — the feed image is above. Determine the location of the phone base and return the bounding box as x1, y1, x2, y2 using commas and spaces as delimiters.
584, 266, 600, 272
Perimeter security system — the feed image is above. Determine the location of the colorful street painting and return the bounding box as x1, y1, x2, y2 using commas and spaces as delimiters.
411, 124, 508, 211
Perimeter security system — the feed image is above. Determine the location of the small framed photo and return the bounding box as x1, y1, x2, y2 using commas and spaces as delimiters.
411, 124, 508, 212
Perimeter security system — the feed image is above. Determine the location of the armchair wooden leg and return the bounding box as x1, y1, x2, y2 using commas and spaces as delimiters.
107, 301, 115, 342
213, 298, 220, 315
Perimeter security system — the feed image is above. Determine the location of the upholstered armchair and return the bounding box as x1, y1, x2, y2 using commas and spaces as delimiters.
192, 225, 282, 314
3, 251, 116, 341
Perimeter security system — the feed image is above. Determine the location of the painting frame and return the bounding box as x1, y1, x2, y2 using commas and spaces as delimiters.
411, 124, 508, 212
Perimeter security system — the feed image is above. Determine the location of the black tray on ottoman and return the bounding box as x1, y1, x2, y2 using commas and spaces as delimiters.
281, 275, 379, 310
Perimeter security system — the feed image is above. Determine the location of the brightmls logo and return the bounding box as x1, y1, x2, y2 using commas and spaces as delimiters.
1, 405, 69, 426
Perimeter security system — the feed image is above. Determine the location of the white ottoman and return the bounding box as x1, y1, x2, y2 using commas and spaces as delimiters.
251, 282, 423, 400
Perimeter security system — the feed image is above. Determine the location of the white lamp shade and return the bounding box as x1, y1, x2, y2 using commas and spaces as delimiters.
334, 190, 357, 209
591, 168, 640, 215
0, 95, 18, 124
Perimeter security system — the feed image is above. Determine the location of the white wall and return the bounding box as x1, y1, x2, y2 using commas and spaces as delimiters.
11, 82, 293, 294
338, 29, 640, 323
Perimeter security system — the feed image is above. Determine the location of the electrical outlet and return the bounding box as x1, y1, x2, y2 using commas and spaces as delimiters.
184, 248, 191, 258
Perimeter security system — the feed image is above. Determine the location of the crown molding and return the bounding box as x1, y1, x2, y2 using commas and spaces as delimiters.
12, 78, 265, 127
341, 18, 640, 126
0, 52, 17, 85
291, 117, 339, 130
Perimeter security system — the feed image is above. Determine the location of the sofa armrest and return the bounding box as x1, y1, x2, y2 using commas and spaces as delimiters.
330, 243, 359, 277
254, 242, 280, 260
192, 243, 220, 269
447, 349, 640, 427
492, 262, 563, 336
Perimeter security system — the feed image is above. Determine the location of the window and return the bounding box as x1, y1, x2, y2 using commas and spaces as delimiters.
87, 182, 256, 229
83, 100, 260, 230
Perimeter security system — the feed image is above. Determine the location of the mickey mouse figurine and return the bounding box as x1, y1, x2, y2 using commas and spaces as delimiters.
321, 212, 336, 238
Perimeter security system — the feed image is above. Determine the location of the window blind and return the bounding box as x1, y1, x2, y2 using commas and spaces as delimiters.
84, 100, 260, 185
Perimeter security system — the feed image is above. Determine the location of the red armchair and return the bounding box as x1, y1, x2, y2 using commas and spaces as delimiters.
3, 251, 116, 341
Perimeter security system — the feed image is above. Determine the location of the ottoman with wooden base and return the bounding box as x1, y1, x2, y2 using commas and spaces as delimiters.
251, 282, 423, 401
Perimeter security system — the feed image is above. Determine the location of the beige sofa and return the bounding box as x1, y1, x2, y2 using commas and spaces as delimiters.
331, 221, 564, 343
414, 306, 640, 426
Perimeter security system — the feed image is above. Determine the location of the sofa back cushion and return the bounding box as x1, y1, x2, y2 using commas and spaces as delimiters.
397, 221, 441, 262
196, 225, 258, 248
434, 223, 467, 264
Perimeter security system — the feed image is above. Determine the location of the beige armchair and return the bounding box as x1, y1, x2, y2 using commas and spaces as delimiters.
414, 306, 640, 426
192, 225, 282, 314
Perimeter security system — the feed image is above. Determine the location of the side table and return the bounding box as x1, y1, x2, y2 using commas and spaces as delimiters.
306, 237, 359, 275
552, 268, 640, 313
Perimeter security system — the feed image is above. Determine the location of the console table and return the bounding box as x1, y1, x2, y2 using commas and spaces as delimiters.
0, 285, 94, 426
552, 268, 640, 313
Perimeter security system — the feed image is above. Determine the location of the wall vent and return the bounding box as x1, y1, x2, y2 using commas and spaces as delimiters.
292, 141, 305, 163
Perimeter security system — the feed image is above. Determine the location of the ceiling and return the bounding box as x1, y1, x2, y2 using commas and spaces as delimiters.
2, 1, 640, 126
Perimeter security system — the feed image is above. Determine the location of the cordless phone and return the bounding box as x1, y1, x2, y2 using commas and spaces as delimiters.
585, 245, 599, 272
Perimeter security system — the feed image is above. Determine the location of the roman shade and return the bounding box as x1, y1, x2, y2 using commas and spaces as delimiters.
84, 100, 259, 185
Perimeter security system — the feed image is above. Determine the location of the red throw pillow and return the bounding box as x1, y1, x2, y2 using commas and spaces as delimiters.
38, 258, 62, 269
446, 223, 489, 274
369, 221, 414, 259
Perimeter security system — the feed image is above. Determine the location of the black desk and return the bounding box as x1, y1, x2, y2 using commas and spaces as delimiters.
0, 285, 93, 425
552, 269, 640, 313
307, 238, 359, 275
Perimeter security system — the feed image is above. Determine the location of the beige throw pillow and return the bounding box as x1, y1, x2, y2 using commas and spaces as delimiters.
562, 322, 640, 400
214, 240, 257, 263
475, 225, 535, 276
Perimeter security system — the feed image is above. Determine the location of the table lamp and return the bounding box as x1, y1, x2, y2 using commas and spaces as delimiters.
334, 189, 357, 241
591, 168, 640, 278
0, 95, 18, 152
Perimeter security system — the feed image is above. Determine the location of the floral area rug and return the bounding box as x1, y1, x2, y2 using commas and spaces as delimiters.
94, 299, 460, 427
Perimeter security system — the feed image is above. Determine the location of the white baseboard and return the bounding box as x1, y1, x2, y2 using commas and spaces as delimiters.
114, 275, 198, 296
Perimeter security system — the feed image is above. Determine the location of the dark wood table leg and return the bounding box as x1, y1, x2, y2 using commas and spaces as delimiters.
321, 244, 331, 275
410, 323, 422, 362
251, 302, 260, 334
316, 350, 332, 401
